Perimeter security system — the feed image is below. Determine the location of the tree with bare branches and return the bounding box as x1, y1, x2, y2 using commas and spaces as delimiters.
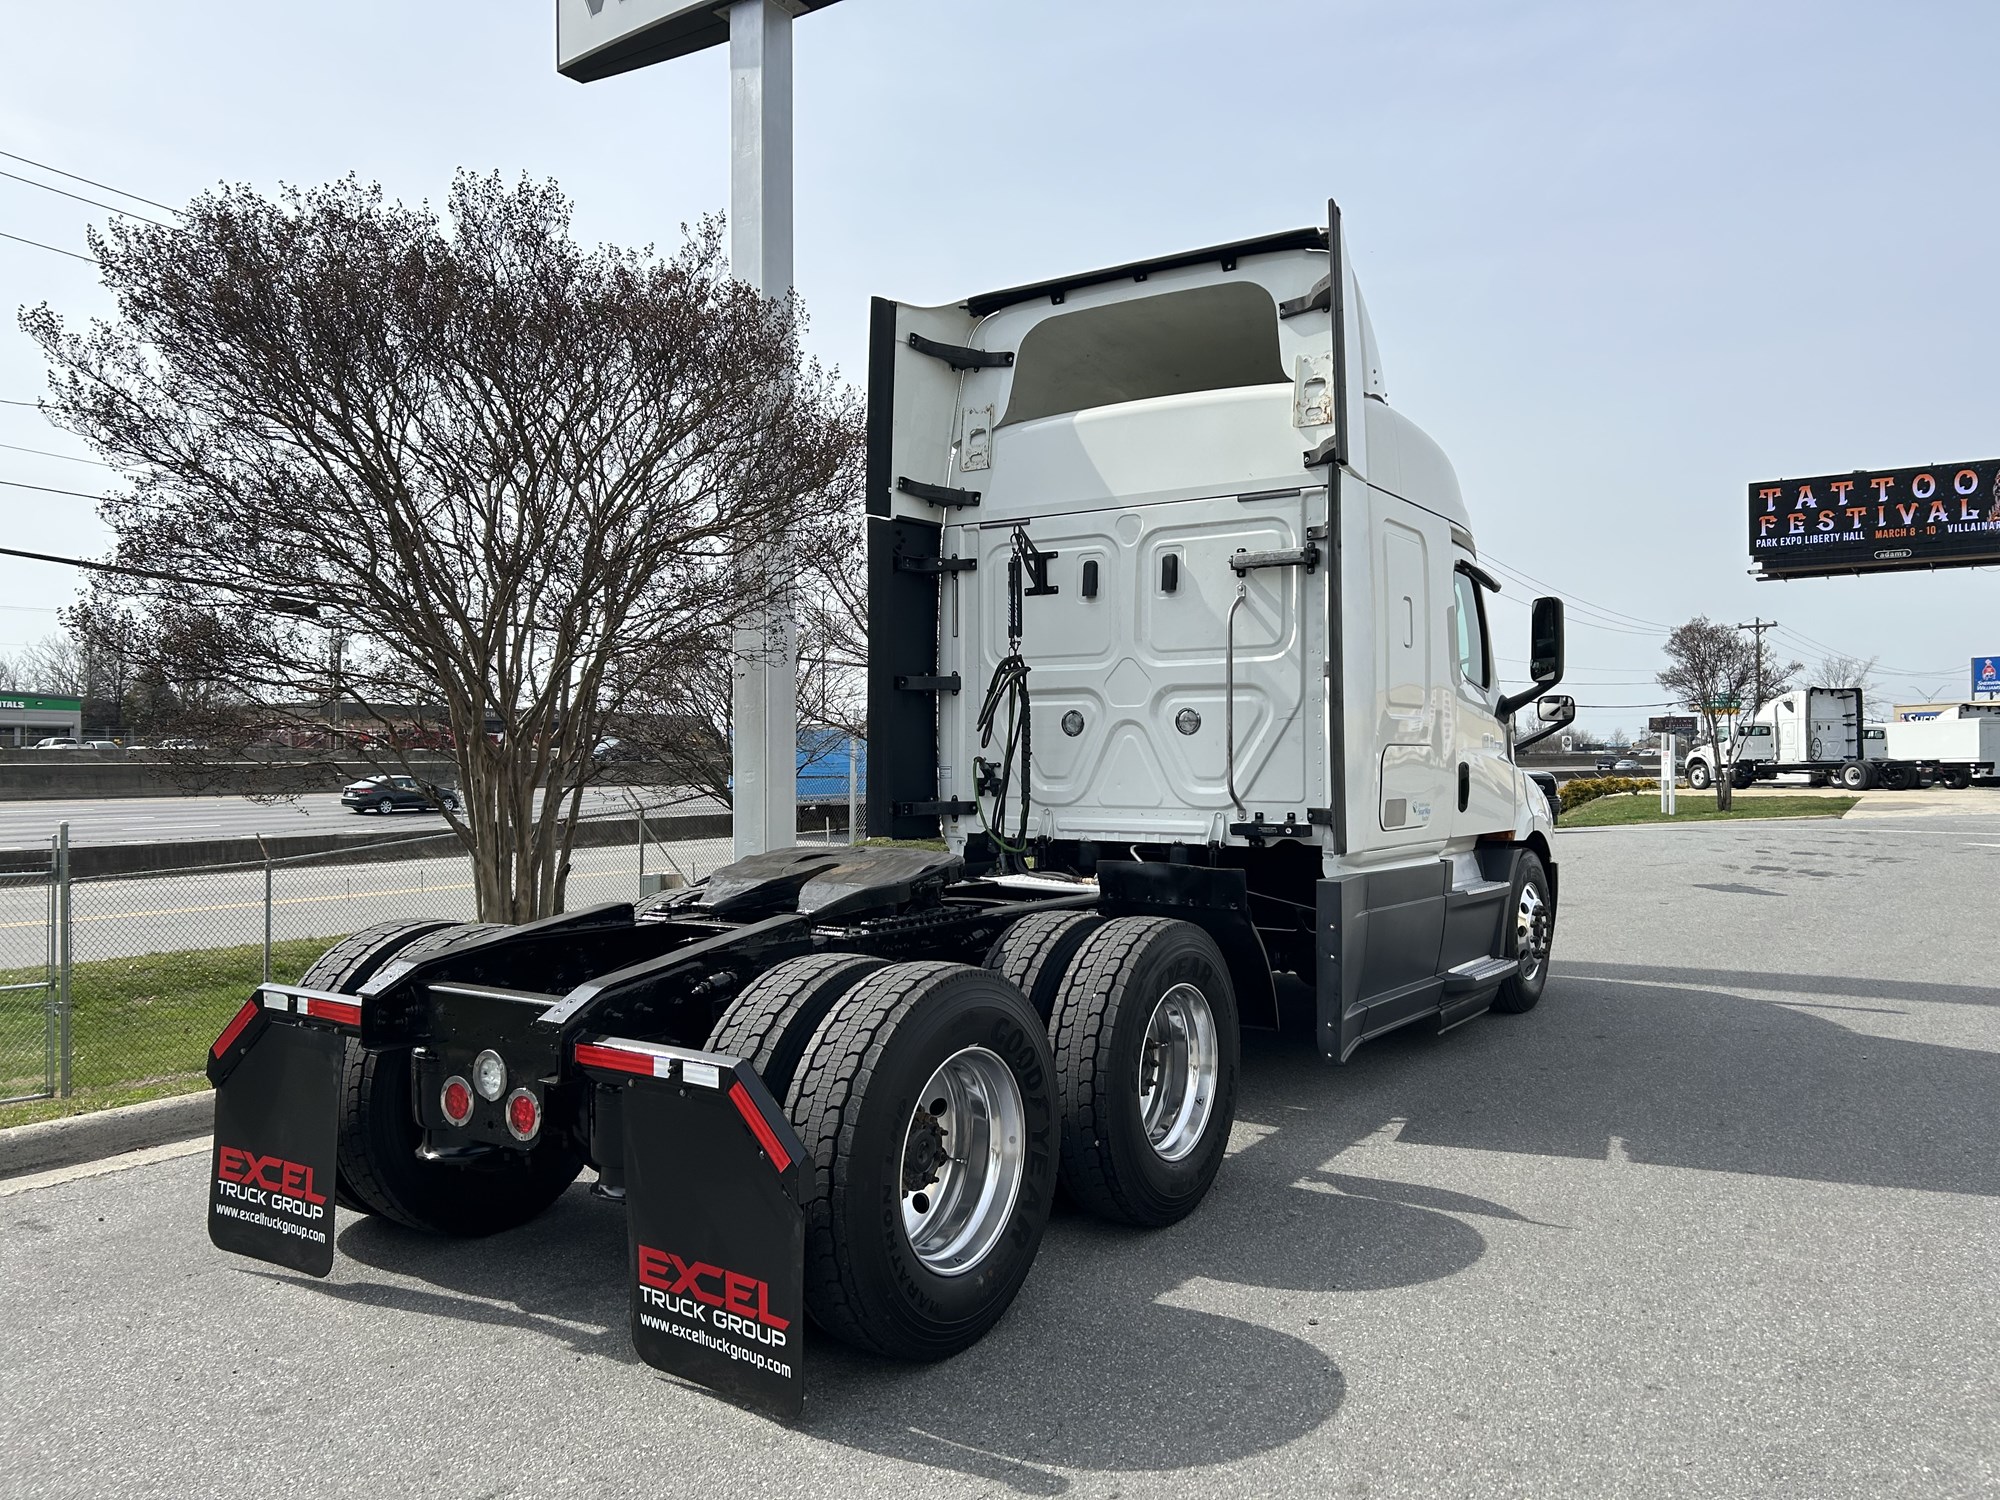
23, 171, 861, 920
1659, 617, 1755, 809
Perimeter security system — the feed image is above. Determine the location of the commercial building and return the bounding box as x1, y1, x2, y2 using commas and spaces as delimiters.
0, 692, 84, 746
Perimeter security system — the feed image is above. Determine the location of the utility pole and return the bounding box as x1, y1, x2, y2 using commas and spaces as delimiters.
1738, 617, 1778, 711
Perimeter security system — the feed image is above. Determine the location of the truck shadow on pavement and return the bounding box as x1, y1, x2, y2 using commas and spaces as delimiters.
1420, 962, 2000, 1198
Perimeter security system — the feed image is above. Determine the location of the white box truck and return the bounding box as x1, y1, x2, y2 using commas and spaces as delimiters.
1686, 688, 1994, 790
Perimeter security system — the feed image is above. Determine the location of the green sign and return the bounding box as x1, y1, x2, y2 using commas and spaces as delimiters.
0, 694, 82, 714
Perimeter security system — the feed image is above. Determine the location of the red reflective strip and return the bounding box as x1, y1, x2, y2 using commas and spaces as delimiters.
728, 1080, 792, 1172
575, 1042, 653, 1077
304, 997, 362, 1027
211, 999, 260, 1058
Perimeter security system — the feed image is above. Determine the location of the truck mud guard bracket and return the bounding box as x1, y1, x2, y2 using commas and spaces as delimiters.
1098, 860, 1280, 1030
575, 1038, 808, 1420
907, 331, 1015, 370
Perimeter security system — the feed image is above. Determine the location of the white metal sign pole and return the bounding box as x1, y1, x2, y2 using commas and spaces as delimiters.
728, 0, 799, 858
1662, 732, 1676, 815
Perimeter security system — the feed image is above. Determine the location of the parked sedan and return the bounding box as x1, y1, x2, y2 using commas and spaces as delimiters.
341, 774, 461, 815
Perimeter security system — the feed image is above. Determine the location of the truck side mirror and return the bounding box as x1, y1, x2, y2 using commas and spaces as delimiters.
1530, 596, 1564, 685
1514, 692, 1575, 751
1499, 598, 1566, 724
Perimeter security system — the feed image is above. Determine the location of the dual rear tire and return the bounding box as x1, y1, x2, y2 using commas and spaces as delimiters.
701, 915, 1243, 1359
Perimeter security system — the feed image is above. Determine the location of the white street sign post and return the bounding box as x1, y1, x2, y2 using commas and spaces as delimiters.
1661, 732, 1676, 816
558, 0, 848, 857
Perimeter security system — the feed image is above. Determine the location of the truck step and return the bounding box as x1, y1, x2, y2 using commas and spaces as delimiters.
1442, 955, 1519, 993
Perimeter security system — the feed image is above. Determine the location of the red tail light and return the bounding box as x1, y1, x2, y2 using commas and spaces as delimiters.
440, 1076, 475, 1126
504, 1088, 541, 1142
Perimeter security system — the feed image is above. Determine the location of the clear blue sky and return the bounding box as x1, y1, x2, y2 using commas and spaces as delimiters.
2, 1, 1996, 729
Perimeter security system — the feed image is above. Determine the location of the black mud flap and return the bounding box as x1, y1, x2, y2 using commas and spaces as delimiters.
595, 1041, 808, 1420
207, 1020, 344, 1278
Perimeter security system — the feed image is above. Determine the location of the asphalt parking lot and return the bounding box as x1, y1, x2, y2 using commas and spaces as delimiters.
2, 813, 1996, 1499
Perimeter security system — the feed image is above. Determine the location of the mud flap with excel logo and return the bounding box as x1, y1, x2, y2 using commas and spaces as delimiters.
577, 1038, 808, 1420
205, 994, 346, 1278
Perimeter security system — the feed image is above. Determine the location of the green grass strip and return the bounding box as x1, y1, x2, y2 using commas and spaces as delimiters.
1562, 793, 1857, 827
0, 935, 340, 1130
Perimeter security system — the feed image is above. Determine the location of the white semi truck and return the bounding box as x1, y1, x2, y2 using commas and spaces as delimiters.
1685, 688, 1996, 790
202, 202, 1573, 1417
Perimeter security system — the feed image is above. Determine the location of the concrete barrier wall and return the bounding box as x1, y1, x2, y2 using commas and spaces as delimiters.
0, 754, 693, 802
50, 805, 855, 879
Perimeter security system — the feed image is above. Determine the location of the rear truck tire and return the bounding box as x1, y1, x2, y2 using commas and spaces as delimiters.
1491, 852, 1554, 1015
1046, 917, 1240, 1228
1943, 767, 1972, 790
1686, 760, 1712, 791
336, 922, 584, 1234
290, 921, 456, 1212
1880, 764, 1913, 791
1730, 764, 1757, 790
704, 952, 886, 1102
983, 910, 1106, 1021
787, 961, 1058, 1361
1839, 760, 1869, 790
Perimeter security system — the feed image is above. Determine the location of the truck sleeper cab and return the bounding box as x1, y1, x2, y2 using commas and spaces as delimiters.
204, 203, 1570, 1419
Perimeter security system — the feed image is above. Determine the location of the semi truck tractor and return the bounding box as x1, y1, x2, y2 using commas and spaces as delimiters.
204, 201, 1573, 1418
1684, 688, 1994, 791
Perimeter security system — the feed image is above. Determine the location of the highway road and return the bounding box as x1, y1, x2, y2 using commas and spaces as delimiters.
2, 816, 1997, 1496
0, 785, 713, 851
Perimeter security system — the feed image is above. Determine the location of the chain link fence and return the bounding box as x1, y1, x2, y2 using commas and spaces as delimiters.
1, 794, 875, 1122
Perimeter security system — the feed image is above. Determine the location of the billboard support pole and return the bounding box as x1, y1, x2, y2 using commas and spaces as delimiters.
726, 0, 799, 859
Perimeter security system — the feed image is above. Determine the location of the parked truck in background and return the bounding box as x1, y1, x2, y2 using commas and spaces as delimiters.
1684, 688, 1995, 791
202, 202, 1575, 1418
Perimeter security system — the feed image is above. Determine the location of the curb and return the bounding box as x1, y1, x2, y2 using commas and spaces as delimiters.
0, 1090, 212, 1180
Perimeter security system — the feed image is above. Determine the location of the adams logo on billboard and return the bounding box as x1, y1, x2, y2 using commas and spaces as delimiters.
1750, 459, 2000, 578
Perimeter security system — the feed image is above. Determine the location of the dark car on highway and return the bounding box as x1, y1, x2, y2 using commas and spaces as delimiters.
341, 774, 461, 815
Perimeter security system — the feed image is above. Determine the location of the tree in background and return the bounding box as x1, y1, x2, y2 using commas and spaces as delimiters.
23, 172, 860, 921
1816, 652, 1880, 704
1658, 616, 1761, 809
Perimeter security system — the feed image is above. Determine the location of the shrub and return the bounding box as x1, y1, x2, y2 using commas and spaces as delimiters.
1559, 775, 1660, 812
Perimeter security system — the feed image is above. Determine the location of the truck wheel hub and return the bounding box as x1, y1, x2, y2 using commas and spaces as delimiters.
899, 1045, 1026, 1277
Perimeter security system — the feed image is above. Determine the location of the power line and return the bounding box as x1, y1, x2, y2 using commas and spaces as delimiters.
0, 167, 174, 229
0, 149, 181, 215
0, 398, 42, 408
0, 477, 104, 500
0, 543, 314, 611
1481, 551, 1672, 632
0, 229, 95, 265
0, 441, 106, 467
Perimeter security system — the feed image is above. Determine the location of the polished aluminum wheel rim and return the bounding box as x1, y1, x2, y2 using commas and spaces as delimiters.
899, 1046, 1026, 1277
1516, 882, 1550, 984
1138, 982, 1218, 1163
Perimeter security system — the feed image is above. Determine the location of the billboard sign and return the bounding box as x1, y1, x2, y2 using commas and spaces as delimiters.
1749, 459, 2000, 578
1648, 715, 1699, 735
1975, 657, 2000, 697
556, 0, 845, 81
